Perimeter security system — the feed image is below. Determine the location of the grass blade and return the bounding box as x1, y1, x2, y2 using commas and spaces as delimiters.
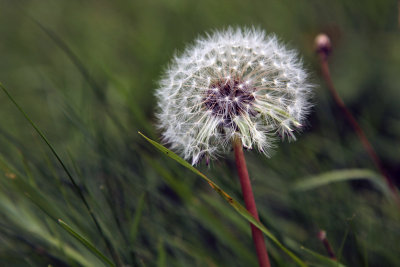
292, 169, 388, 195
58, 219, 115, 267
157, 238, 166, 267
0, 82, 119, 266
139, 132, 307, 267
0, 156, 112, 266
300, 246, 346, 267
0, 156, 60, 221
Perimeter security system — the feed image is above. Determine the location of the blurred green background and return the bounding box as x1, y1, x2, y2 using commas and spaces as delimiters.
0, 0, 400, 266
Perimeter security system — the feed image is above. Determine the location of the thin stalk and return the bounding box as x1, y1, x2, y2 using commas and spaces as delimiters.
317, 230, 336, 260
233, 137, 270, 267
315, 34, 400, 206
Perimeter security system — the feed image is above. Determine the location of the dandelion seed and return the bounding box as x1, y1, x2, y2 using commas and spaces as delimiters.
156, 27, 312, 164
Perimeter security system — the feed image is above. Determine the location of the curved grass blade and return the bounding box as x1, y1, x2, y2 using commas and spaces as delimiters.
292, 169, 389, 196
0, 156, 111, 266
300, 246, 346, 267
139, 132, 307, 267
0, 82, 119, 266
0, 156, 60, 221
58, 219, 115, 267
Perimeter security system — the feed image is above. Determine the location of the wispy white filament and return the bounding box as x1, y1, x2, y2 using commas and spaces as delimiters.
156, 27, 312, 164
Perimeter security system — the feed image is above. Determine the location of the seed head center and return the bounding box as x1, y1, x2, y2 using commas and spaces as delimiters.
203, 78, 256, 123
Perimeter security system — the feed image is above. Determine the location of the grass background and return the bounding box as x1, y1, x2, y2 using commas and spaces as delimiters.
0, 0, 400, 266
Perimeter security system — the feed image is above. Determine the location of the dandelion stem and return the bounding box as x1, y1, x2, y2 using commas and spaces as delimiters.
233, 137, 271, 267
315, 34, 400, 206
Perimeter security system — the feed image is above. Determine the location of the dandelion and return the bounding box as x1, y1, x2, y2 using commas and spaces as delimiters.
155, 27, 312, 267
156, 27, 311, 165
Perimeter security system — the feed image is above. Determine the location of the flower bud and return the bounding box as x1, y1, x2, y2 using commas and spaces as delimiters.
315, 33, 331, 55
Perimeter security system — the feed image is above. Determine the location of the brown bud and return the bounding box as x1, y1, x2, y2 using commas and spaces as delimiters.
315, 34, 331, 55
317, 230, 327, 241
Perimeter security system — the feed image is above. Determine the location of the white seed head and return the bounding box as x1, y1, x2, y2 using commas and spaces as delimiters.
156, 27, 312, 164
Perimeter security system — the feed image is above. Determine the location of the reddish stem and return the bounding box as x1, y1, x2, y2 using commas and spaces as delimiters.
233, 138, 271, 267
316, 35, 400, 206
317, 230, 336, 260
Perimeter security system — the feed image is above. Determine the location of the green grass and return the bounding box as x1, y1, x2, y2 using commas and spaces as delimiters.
1, 0, 400, 266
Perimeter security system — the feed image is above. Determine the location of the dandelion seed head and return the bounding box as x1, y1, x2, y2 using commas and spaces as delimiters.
156, 27, 312, 164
